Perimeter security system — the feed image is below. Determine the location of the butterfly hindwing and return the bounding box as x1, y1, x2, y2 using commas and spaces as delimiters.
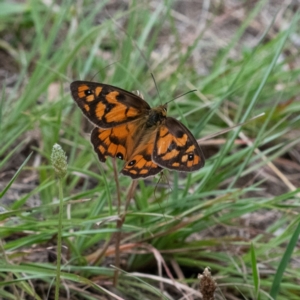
121, 130, 162, 178
153, 117, 205, 171
70, 81, 150, 128
91, 121, 141, 162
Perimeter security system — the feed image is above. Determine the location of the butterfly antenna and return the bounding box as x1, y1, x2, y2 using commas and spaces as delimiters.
151, 73, 163, 104
165, 89, 197, 105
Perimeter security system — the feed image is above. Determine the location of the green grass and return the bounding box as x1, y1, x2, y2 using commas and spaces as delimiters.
1, 1, 300, 299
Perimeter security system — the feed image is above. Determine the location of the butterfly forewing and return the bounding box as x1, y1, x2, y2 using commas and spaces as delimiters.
70, 81, 151, 128
153, 118, 205, 171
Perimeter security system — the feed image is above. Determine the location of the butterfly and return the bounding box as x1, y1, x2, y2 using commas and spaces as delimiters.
70, 81, 205, 179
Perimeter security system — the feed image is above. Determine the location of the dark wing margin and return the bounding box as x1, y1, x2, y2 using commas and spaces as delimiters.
70, 81, 151, 128
153, 117, 205, 171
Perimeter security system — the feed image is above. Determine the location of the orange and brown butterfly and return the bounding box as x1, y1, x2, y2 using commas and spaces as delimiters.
70, 81, 205, 179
